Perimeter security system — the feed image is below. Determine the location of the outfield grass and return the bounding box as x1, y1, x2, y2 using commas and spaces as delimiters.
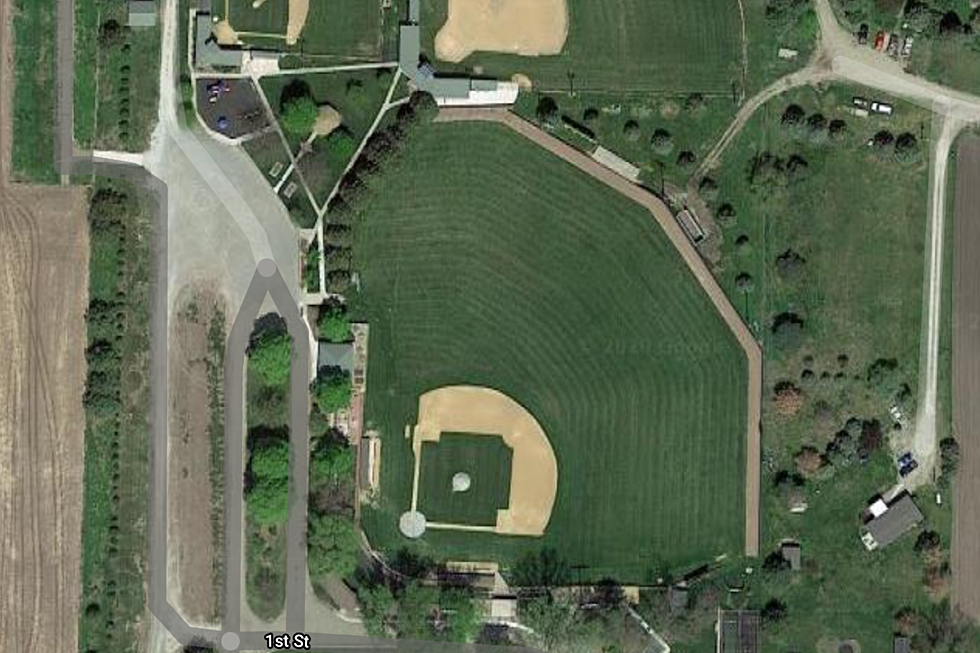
355, 122, 748, 580
78, 183, 151, 653
418, 434, 513, 526
11, 0, 57, 183
419, 0, 741, 93
224, 0, 288, 34
298, 0, 382, 58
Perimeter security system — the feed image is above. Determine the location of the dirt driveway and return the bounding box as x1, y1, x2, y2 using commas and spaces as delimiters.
169, 286, 226, 625
0, 0, 90, 650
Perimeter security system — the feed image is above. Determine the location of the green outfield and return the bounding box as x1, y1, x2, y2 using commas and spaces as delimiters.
299, 0, 382, 57
356, 122, 748, 581
418, 434, 513, 526
222, 0, 288, 34
420, 0, 742, 92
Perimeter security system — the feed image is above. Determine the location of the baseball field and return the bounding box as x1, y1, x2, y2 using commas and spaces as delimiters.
420, 0, 742, 93
356, 122, 748, 580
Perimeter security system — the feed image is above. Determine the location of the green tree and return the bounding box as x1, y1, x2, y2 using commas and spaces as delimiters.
282, 95, 318, 136
520, 595, 596, 653
651, 128, 674, 155
311, 442, 355, 485
246, 477, 288, 526
307, 515, 359, 578
940, 437, 961, 481
359, 584, 395, 637
536, 96, 560, 127
318, 303, 352, 342
512, 547, 570, 587
439, 589, 482, 642
314, 367, 353, 414
250, 440, 290, 480
398, 582, 440, 639
249, 329, 291, 386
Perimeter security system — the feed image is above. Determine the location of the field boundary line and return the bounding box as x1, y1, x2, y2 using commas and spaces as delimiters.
434, 108, 763, 557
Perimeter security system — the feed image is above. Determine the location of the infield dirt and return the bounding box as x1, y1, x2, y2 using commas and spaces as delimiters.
435, 0, 568, 63
951, 136, 980, 622
0, 0, 91, 649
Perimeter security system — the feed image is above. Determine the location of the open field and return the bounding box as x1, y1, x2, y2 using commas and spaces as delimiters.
169, 287, 226, 623
0, 184, 90, 652
74, 0, 160, 151
951, 135, 980, 622
11, 0, 57, 182
356, 121, 748, 579
695, 84, 966, 650
420, 0, 741, 93
418, 433, 513, 526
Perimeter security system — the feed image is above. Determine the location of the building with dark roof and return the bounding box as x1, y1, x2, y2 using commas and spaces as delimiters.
861, 492, 923, 550
318, 342, 355, 374
780, 541, 802, 571
894, 636, 911, 653
194, 12, 243, 70
128, 1, 158, 27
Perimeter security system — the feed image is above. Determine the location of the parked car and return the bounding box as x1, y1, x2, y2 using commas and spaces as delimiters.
887, 38, 900, 57
874, 30, 885, 50
898, 452, 914, 468
852, 96, 870, 108
900, 460, 919, 477
858, 23, 870, 44
871, 101, 894, 116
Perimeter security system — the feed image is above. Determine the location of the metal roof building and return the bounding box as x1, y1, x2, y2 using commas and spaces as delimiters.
318, 342, 355, 374
862, 493, 923, 550
195, 12, 243, 69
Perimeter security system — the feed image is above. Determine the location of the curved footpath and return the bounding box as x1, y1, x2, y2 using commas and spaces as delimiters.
436, 107, 764, 558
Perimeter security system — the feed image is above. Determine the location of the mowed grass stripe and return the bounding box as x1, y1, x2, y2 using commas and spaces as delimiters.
357, 122, 746, 579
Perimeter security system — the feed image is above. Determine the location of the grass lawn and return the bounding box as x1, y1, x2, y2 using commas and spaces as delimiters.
74, 0, 160, 151
243, 131, 292, 182
418, 434, 513, 526
77, 183, 151, 653
708, 85, 931, 455
297, 0, 382, 58
741, 0, 818, 94
420, 0, 741, 93
222, 0, 288, 34
910, 35, 980, 98
678, 84, 973, 651
355, 122, 748, 581
11, 0, 57, 183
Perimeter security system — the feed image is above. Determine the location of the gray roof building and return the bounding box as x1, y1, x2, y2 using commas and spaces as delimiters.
894, 637, 911, 653
318, 342, 355, 374
128, 1, 158, 27
195, 12, 242, 69
780, 541, 801, 571
863, 493, 924, 549
717, 610, 760, 653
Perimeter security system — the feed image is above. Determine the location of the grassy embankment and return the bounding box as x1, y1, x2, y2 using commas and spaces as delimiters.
77, 183, 151, 653
11, 0, 57, 183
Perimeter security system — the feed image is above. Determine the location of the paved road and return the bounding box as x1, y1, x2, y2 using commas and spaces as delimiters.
438, 108, 765, 558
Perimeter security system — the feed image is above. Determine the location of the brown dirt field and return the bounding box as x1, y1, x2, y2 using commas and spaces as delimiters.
169, 287, 225, 624
951, 136, 980, 622
435, 0, 568, 63
434, 108, 763, 557
0, 0, 91, 650
411, 385, 558, 536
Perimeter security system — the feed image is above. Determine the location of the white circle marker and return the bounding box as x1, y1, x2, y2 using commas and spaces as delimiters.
452, 472, 471, 492
399, 510, 427, 538
257, 258, 277, 278
221, 632, 240, 651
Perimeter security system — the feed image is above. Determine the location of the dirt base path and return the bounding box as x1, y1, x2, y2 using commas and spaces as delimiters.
951, 136, 980, 622
0, 0, 91, 651
435, 109, 763, 557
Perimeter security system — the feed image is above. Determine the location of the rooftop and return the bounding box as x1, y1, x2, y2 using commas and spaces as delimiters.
864, 493, 923, 549
318, 341, 355, 374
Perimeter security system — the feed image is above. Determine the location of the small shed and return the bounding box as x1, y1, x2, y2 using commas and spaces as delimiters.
668, 583, 689, 611
128, 1, 157, 27
780, 541, 802, 571
894, 636, 911, 653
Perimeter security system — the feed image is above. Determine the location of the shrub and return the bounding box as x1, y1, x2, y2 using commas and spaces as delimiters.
771, 312, 805, 350
716, 202, 737, 227
939, 437, 961, 480
623, 120, 641, 142
651, 128, 674, 155
318, 302, 351, 343
828, 119, 848, 141
894, 132, 921, 164
325, 128, 357, 161
282, 95, 318, 136
858, 419, 884, 456
781, 104, 806, 134
536, 96, 559, 127
582, 107, 599, 124
313, 367, 352, 414
248, 327, 290, 386
736, 272, 755, 293
806, 113, 828, 143
914, 530, 942, 555
307, 515, 359, 578
774, 380, 804, 415
698, 176, 719, 201
762, 598, 787, 624
676, 150, 696, 170
775, 249, 806, 280
99, 19, 126, 47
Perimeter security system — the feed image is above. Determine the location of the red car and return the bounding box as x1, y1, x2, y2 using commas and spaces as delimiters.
873, 30, 885, 51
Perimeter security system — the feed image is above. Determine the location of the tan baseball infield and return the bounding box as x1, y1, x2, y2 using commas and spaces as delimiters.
411, 386, 558, 536
286, 0, 309, 45
434, 0, 569, 63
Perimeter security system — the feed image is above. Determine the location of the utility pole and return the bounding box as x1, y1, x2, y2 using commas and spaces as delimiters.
567, 71, 575, 97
